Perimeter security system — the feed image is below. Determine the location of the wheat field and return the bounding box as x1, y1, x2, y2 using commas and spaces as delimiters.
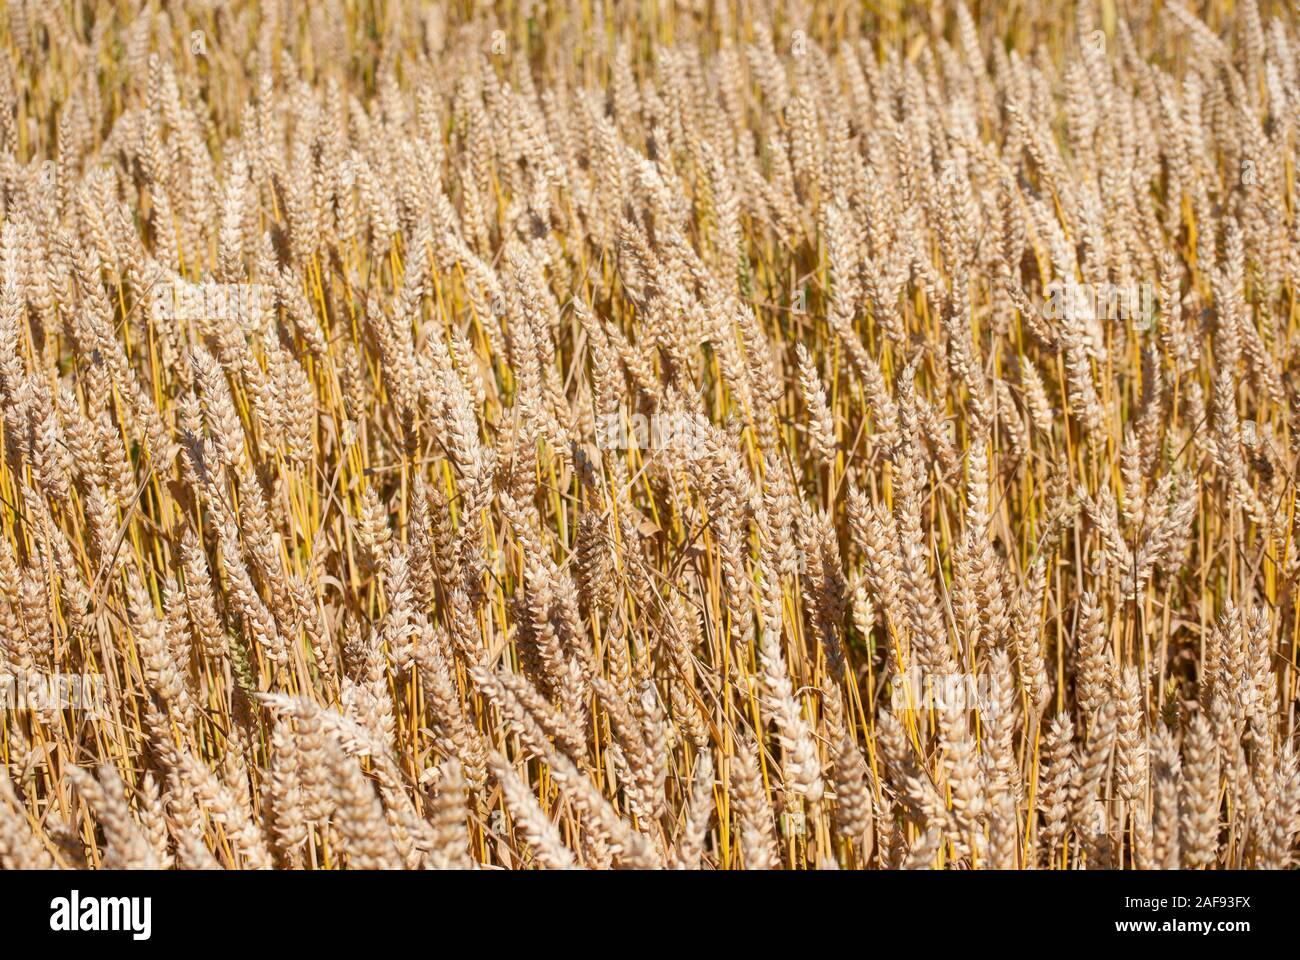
0, 0, 1298, 871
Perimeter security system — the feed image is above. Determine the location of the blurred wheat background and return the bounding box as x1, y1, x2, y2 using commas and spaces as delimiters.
0, 0, 1298, 870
